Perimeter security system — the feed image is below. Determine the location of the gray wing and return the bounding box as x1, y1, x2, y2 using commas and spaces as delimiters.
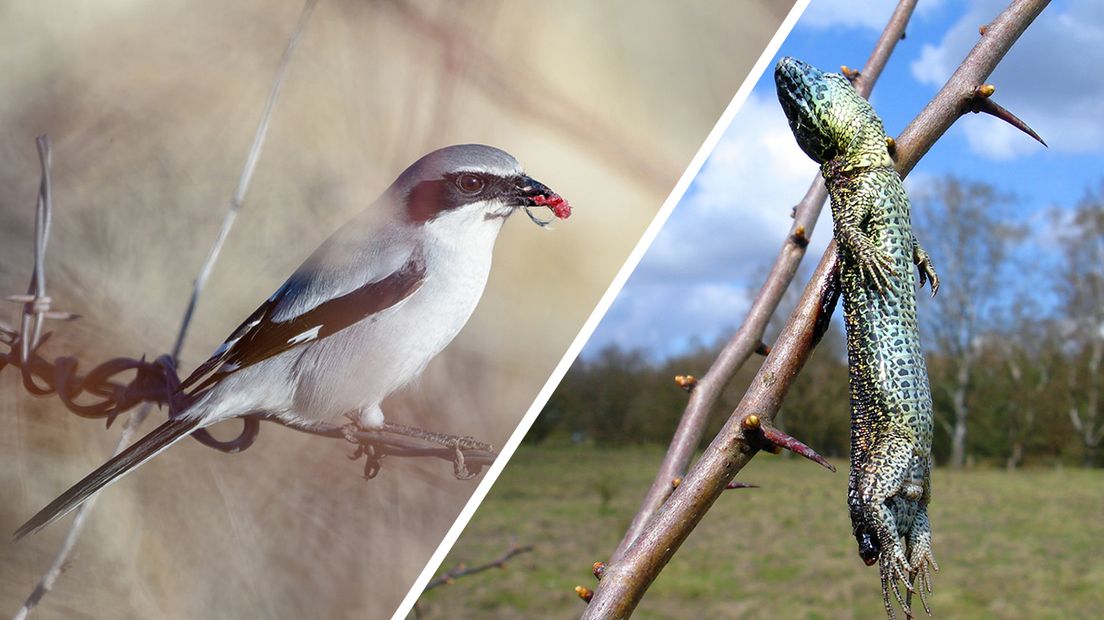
179, 220, 424, 396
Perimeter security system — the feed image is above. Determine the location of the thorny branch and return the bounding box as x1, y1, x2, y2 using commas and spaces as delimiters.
583, 1, 1050, 617
609, 0, 921, 566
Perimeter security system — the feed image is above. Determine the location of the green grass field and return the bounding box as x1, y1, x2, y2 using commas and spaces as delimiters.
416, 445, 1104, 619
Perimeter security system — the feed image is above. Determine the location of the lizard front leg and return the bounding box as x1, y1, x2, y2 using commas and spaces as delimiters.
911, 235, 940, 296
831, 192, 896, 295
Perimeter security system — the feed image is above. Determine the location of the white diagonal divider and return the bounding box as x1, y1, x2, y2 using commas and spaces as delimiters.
389, 1, 814, 617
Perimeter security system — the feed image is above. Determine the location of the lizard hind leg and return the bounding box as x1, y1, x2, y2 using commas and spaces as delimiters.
907, 505, 939, 616
877, 525, 914, 620
858, 430, 918, 618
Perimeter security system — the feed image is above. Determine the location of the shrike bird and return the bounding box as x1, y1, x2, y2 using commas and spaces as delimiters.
16, 144, 571, 539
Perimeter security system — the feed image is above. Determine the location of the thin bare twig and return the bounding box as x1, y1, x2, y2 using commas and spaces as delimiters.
610, 0, 921, 564
583, 1, 1050, 616
422, 543, 534, 592
12, 3, 319, 618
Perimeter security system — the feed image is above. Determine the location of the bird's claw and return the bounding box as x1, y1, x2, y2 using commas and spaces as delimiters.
452, 442, 477, 480
341, 416, 385, 479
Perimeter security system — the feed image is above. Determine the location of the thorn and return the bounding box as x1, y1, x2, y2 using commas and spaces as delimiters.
967, 91, 1047, 147
592, 561, 606, 580
671, 476, 682, 488
755, 341, 771, 356
790, 225, 809, 248
840, 65, 860, 82
725, 481, 759, 490
674, 375, 698, 392
979, 23, 989, 36
885, 136, 897, 155
742, 414, 835, 472
761, 425, 836, 472
575, 585, 593, 603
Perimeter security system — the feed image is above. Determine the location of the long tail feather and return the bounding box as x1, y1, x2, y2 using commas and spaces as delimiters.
14, 416, 201, 540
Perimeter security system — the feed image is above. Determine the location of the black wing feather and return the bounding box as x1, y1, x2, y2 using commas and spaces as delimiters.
179, 257, 427, 396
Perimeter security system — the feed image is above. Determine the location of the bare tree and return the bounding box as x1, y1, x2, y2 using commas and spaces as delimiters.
1058, 187, 1104, 466
996, 311, 1055, 469
913, 176, 1023, 468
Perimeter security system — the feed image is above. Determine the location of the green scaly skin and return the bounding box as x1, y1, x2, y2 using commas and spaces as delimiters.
775, 58, 939, 619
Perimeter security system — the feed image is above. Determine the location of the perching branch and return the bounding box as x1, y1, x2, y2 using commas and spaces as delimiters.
583, 1, 1050, 617
609, 0, 921, 566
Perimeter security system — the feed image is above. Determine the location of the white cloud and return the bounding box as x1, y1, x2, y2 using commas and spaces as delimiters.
801, 0, 946, 31
586, 94, 830, 356
910, 0, 1104, 158
636, 95, 822, 285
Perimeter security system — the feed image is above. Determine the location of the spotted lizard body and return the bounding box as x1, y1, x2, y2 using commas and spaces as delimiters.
774, 57, 939, 619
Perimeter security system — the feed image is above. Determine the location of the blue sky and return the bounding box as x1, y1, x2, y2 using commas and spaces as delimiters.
583, 0, 1103, 360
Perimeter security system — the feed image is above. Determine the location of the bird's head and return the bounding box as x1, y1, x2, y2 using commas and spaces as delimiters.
394, 144, 571, 230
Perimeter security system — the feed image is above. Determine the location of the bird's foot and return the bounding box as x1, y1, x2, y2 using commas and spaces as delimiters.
341, 413, 385, 479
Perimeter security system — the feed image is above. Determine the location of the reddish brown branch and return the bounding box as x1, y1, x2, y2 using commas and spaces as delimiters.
608, 0, 922, 565
584, 1, 1050, 617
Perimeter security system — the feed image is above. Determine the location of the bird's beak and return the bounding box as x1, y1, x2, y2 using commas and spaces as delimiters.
513, 175, 571, 227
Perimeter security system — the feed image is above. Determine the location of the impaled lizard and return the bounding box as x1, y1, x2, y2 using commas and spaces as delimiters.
775, 57, 939, 619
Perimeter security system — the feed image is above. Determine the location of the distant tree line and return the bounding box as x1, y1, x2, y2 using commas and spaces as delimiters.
528, 176, 1104, 469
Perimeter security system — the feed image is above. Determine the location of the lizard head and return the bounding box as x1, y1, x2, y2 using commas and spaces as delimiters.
774, 57, 888, 168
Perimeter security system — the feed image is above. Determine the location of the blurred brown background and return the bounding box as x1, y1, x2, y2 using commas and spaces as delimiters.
0, 1, 794, 618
